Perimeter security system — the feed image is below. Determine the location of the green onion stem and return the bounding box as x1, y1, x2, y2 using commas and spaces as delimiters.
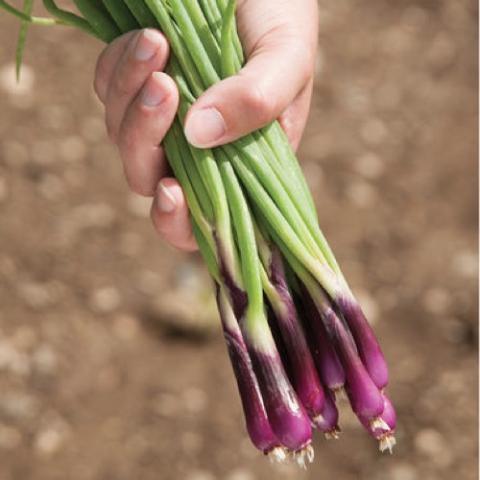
0, 0, 66, 26
72, 0, 120, 42
168, 0, 220, 86
101, 0, 139, 32
217, 149, 263, 317
144, 0, 205, 96
182, 0, 222, 74
219, 0, 237, 78
123, 0, 158, 28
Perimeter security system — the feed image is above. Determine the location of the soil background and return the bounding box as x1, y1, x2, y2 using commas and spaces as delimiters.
0, 1, 478, 479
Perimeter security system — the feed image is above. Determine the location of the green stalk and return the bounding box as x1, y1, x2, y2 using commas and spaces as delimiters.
0, 0, 70, 26
163, 123, 215, 255
224, 147, 340, 297
101, 0, 139, 32
181, 0, 222, 74
144, 0, 205, 96
123, 0, 158, 28
192, 221, 220, 282
252, 131, 318, 226
72, 0, 120, 42
262, 122, 342, 275
219, 0, 239, 78
168, 0, 220, 86
41, 0, 97, 34
226, 141, 326, 261
15, 0, 34, 79
216, 0, 243, 63
217, 149, 263, 317
199, 0, 222, 42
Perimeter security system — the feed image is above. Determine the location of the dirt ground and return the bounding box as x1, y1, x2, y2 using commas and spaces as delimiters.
0, 1, 478, 479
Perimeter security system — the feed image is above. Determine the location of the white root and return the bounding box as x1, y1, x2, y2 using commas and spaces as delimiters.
379, 434, 397, 454
267, 447, 288, 464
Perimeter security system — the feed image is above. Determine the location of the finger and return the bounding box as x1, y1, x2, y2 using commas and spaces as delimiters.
105, 29, 170, 142
94, 30, 138, 104
278, 78, 314, 151
184, 36, 314, 148
118, 72, 179, 196
151, 178, 197, 252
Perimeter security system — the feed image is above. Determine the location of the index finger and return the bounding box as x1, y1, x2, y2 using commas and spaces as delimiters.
94, 30, 138, 103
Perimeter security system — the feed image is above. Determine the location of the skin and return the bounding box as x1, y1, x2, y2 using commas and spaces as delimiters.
94, 0, 319, 251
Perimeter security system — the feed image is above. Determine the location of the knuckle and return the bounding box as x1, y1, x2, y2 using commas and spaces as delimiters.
111, 71, 133, 99
243, 84, 276, 124
287, 40, 314, 83
127, 174, 153, 197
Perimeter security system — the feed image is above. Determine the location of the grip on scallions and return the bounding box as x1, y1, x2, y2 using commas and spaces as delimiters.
0, 0, 396, 466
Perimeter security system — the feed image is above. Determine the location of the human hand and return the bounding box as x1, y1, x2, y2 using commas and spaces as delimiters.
93, 0, 319, 251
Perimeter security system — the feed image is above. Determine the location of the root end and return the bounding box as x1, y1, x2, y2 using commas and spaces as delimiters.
379, 434, 397, 454
294, 444, 315, 469
267, 447, 288, 464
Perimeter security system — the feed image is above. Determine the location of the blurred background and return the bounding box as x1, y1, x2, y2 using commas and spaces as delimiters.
0, 1, 478, 479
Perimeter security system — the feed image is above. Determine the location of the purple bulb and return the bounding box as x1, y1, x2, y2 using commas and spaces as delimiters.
313, 390, 340, 438
217, 287, 281, 454
267, 249, 326, 421
358, 394, 397, 453
317, 298, 384, 421
336, 295, 389, 389
300, 286, 346, 392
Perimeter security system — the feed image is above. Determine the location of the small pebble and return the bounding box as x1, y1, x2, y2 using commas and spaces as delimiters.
89, 286, 121, 314
422, 287, 450, 315
452, 251, 478, 279
360, 118, 388, 145
0, 62, 35, 96
34, 427, 65, 456
18, 282, 57, 310
32, 345, 58, 376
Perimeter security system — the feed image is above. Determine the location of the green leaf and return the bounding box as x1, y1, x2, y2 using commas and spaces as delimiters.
15, 0, 34, 81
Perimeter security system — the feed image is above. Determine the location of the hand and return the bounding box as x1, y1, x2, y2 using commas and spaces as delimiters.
93, 0, 319, 251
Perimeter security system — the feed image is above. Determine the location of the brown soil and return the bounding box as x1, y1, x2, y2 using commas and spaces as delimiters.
0, 1, 477, 480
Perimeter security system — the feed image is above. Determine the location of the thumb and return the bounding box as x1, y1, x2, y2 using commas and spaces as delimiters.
184, 38, 313, 148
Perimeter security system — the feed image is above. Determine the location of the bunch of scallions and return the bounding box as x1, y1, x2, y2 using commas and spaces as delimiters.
0, 0, 397, 467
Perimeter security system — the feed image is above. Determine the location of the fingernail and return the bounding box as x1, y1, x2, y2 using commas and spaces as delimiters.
141, 73, 167, 107
135, 30, 161, 62
184, 108, 226, 147
157, 182, 176, 213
